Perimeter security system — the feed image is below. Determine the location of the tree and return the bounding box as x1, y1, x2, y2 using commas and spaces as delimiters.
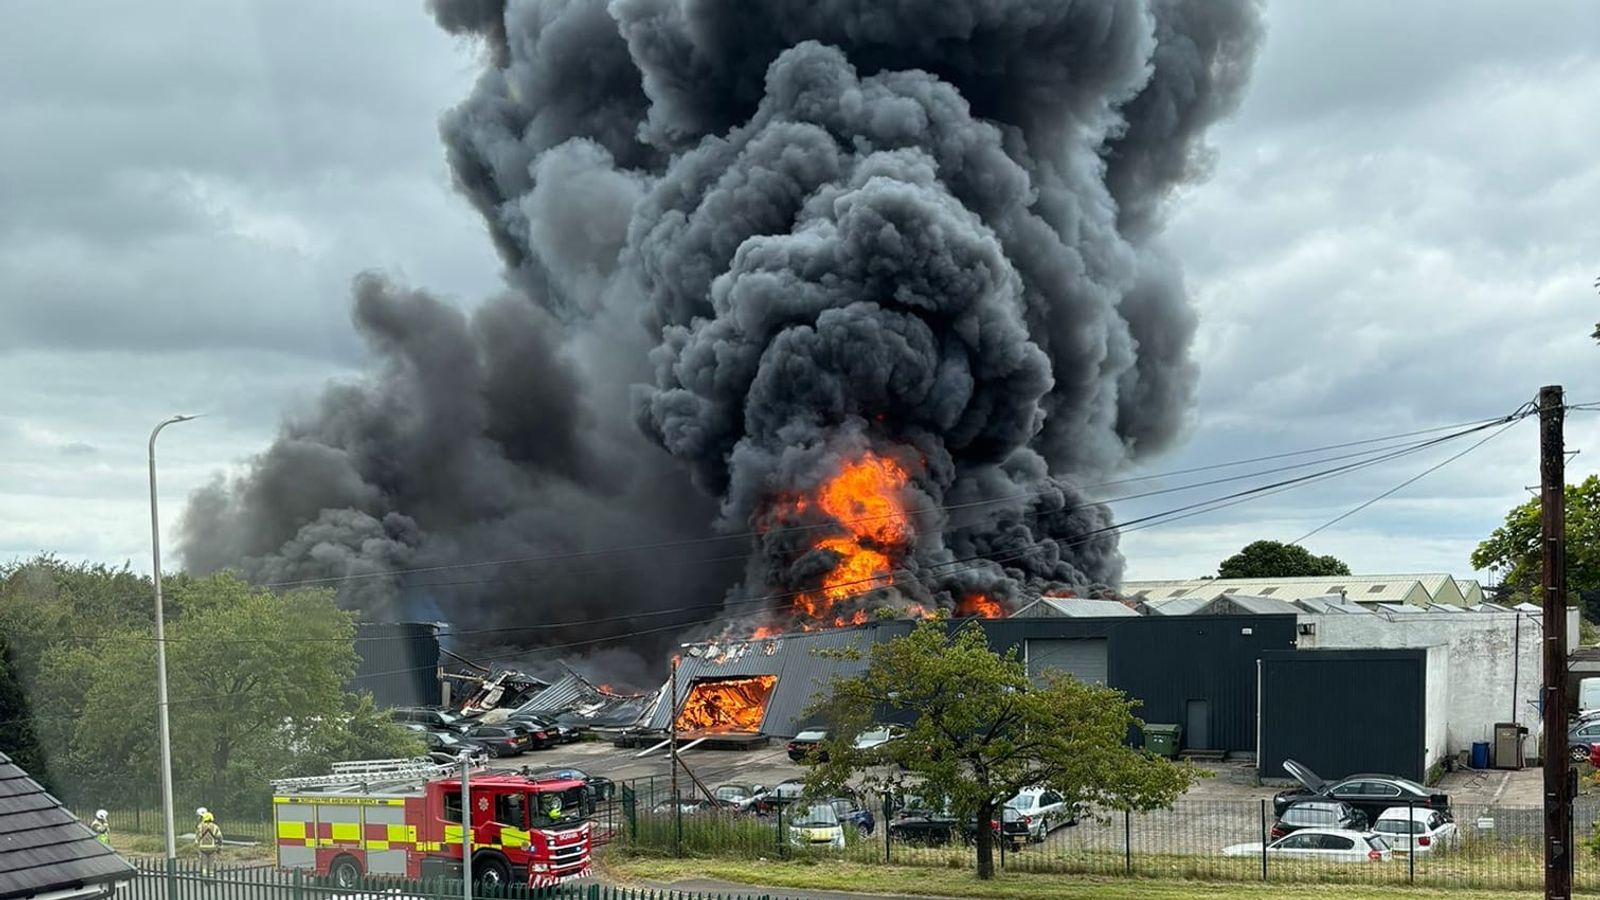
803, 619, 1195, 879
1471, 475, 1600, 616
1217, 540, 1351, 579
3, 562, 422, 814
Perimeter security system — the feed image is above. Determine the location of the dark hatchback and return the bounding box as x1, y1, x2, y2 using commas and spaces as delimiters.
1271, 799, 1369, 839
787, 729, 828, 762
1273, 760, 1452, 824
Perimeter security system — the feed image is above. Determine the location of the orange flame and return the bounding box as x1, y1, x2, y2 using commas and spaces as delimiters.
956, 593, 1004, 618
781, 452, 910, 626
675, 675, 778, 733
749, 625, 781, 640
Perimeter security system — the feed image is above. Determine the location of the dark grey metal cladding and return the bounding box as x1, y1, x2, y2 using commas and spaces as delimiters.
0, 752, 135, 898
1259, 648, 1427, 781
650, 624, 905, 737
352, 622, 442, 708
517, 673, 590, 713
979, 614, 1298, 753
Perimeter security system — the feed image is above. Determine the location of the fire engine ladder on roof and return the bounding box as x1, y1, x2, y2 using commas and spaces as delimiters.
271, 757, 480, 793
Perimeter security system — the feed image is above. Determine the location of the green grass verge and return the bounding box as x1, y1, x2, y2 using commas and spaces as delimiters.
607, 858, 1545, 900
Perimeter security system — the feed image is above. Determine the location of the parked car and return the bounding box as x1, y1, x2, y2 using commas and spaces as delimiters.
1222, 828, 1393, 864
390, 706, 471, 733
826, 794, 876, 835
508, 711, 580, 743
1273, 760, 1452, 823
526, 767, 614, 802
787, 802, 846, 850
461, 724, 532, 757
853, 725, 906, 751
712, 783, 769, 812
787, 729, 828, 762
652, 797, 714, 816
419, 729, 490, 759
1004, 787, 1077, 842
1272, 799, 1369, 839
1569, 720, 1600, 761
495, 720, 559, 750
1589, 742, 1600, 769
888, 796, 961, 846
1372, 806, 1459, 854
768, 778, 807, 805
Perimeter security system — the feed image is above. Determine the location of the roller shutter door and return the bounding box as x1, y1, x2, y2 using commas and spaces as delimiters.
1026, 638, 1108, 686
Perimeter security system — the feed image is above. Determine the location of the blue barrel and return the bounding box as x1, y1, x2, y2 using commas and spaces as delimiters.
1471, 741, 1491, 769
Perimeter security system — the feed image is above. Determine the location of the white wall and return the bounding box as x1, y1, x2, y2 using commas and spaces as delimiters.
1424, 645, 1450, 773
1299, 611, 1541, 754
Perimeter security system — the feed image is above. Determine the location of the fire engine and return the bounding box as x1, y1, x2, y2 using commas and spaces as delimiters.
271, 758, 593, 888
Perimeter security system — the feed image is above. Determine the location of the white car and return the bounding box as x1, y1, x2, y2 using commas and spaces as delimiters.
1222, 828, 1393, 864
1004, 787, 1076, 842
788, 801, 846, 849
852, 725, 906, 751
1372, 806, 1458, 854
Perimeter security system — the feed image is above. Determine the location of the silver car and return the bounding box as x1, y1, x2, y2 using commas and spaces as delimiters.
1004, 787, 1075, 842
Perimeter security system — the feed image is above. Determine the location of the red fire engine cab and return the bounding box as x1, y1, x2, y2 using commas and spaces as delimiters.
271, 758, 592, 888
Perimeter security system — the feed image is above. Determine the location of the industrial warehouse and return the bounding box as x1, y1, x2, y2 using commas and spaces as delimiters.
353, 574, 1578, 785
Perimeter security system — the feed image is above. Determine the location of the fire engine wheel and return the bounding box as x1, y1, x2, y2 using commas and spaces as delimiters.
329, 856, 362, 889
473, 853, 512, 888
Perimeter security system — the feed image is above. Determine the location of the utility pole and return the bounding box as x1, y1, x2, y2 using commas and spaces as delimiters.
1540, 384, 1571, 900
669, 654, 681, 854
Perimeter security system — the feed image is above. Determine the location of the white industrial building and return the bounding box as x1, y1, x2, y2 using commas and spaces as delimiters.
1122, 574, 1482, 608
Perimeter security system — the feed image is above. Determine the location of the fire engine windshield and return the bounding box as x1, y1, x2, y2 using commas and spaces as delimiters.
532, 786, 588, 827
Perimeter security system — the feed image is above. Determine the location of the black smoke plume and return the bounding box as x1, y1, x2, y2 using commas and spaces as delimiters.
180, 0, 1262, 653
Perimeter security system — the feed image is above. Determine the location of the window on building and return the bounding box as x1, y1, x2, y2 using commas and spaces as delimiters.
1368, 584, 1388, 593
1328, 585, 1346, 594
1259, 587, 1278, 595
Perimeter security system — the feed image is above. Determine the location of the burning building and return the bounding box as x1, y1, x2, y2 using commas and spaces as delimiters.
177, 1, 1264, 658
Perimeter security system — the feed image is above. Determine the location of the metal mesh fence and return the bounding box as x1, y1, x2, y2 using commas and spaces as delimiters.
610, 777, 1600, 891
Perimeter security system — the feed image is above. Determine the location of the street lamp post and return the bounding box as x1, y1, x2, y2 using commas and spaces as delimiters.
148, 414, 197, 861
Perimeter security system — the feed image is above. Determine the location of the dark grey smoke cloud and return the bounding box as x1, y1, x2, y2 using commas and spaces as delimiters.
181, 0, 1261, 646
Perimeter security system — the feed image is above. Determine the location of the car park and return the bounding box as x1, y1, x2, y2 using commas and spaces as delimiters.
788, 802, 846, 850
1273, 760, 1451, 823
1372, 806, 1459, 854
1222, 828, 1393, 863
1005, 787, 1076, 842
1272, 799, 1368, 839
787, 729, 828, 762
712, 783, 769, 812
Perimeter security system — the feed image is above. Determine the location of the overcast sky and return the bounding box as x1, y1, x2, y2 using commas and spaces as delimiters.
2, 1, 1596, 585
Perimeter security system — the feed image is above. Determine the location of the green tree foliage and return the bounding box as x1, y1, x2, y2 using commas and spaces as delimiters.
1471, 475, 1600, 614
802, 620, 1195, 879
0, 632, 48, 784
0, 557, 422, 817
1217, 540, 1351, 579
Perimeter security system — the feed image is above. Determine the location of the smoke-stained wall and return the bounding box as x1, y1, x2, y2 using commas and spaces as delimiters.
180, 0, 1263, 657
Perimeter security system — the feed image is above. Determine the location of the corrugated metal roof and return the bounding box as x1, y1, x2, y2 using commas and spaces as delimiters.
0, 752, 135, 897
1121, 574, 1468, 606
515, 673, 591, 714
1011, 597, 1141, 618
646, 626, 886, 737
1196, 595, 1301, 616
1143, 597, 1210, 616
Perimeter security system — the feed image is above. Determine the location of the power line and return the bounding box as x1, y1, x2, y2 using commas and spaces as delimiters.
258, 407, 1539, 590
16, 407, 1522, 653
1291, 414, 1529, 544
